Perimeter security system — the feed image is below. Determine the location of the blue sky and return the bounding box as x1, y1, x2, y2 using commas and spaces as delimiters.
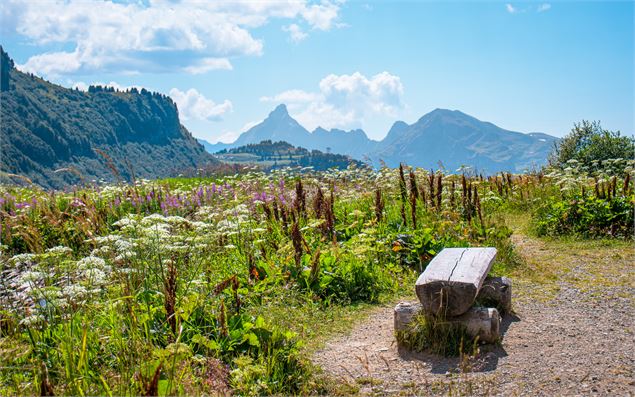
1, 1, 633, 142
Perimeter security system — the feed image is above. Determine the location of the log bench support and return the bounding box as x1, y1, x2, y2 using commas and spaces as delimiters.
394, 302, 501, 344
476, 276, 512, 314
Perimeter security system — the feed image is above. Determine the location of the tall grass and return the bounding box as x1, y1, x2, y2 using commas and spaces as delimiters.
1, 160, 632, 395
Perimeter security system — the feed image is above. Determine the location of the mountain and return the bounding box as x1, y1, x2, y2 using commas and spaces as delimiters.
311, 127, 379, 159
233, 104, 314, 149
197, 138, 233, 154
204, 105, 558, 173
371, 109, 558, 172
215, 140, 365, 171
0, 47, 217, 188
203, 105, 379, 158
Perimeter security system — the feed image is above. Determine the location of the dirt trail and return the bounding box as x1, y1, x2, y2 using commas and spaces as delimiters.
313, 234, 635, 395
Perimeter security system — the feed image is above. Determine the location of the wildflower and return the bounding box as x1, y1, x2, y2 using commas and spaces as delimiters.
19, 271, 44, 284
9, 253, 36, 266
70, 198, 86, 207
45, 246, 72, 256
62, 284, 89, 300
77, 256, 106, 270
80, 268, 108, 285
19, 314, 46, 326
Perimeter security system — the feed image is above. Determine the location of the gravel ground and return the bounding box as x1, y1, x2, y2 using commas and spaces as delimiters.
313, 235, 635, 396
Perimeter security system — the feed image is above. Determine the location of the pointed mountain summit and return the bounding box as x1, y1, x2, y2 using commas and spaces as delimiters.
233, 104, 313, 149
382, 120, 409, 146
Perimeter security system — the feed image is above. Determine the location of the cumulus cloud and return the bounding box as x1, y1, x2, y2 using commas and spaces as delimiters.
262, 71, 404, 131
283, 24, 308, 43
169, 88, 232, 121
3, 0, 342, 78
505, 3, 518, 14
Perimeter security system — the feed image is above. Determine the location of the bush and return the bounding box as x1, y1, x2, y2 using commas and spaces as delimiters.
549, 120, 634, 169
534, 195, 634, 238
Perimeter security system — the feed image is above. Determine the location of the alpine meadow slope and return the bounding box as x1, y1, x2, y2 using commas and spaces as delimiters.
0, 47, 217, 189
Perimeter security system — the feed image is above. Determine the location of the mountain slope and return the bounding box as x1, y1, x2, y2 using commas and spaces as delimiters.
371, 109, 557, 172
0, 47, 217, 188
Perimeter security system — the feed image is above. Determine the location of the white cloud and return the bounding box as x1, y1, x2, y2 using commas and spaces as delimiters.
3, 0, 342, 78
283, 24, 308, 43
537, 3, 551, 12
262, 71, 404, 131
183, 58, 233, 74
169, 88, 232, 121
505, 4, 518, 14
300, 1, 340, 30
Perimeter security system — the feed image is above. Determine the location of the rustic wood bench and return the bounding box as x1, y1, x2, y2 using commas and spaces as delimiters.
415, 247, 497, 317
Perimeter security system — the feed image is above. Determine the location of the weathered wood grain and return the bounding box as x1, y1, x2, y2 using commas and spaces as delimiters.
393, 303, 501, 344
415, 247, 497, 316
451, 307, 501, 344
477, 276, 512, 314
394, 301, 423, 332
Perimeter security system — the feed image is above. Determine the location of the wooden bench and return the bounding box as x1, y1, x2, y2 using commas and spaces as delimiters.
415, 247, 497, 317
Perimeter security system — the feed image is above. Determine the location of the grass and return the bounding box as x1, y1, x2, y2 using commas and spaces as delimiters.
395, 314, 480, 357
247, 277, 416, 354
0, 162, 632, 395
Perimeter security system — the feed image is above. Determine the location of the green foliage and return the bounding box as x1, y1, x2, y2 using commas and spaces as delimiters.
1, 165, 516, 395
535, 194, 633, 238
395, 314, 479, 357
549, 120, 634, 169
216, 139, 365, 171
0, 50, 217, 189
5, 158, 629, 395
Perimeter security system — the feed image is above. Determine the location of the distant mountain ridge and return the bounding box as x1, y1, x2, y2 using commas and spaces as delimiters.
0, 47, 217, 188
203, 104, 558, 173
373, 108, 558, 172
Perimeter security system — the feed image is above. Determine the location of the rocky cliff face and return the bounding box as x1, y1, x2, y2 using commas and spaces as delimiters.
0, 47, 217, 188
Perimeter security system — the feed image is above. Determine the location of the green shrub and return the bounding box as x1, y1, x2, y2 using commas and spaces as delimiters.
534, 195, 634, 238
549, 120, 634, 169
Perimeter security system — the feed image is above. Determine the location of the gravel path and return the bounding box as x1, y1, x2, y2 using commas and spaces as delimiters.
313, 235, 635, 396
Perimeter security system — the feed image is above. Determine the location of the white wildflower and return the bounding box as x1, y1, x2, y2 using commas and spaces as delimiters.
45, 246, 72, 255
9, 253, 36, 266
77, 256, 106, 270
19, 314, 46, 326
